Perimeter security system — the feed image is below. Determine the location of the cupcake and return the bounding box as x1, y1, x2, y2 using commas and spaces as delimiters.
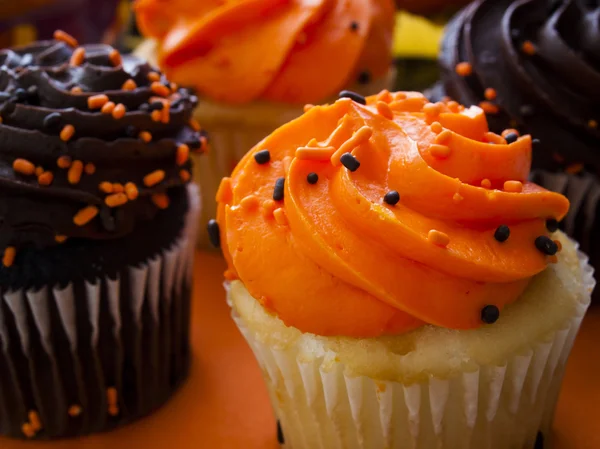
0, 31, 202, 439
430, 0, 600, 300
134, 0, 396, 246
215, 90, 594, 448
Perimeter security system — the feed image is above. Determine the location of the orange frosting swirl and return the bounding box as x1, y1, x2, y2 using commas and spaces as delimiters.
134, 0, 394, 104
216, 92, 570, 337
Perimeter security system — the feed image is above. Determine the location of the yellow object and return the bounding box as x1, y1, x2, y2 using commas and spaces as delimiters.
393, 11, 444, 58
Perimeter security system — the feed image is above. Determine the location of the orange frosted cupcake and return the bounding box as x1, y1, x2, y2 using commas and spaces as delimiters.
215, 91, 594, 448
134, 0, 396, 245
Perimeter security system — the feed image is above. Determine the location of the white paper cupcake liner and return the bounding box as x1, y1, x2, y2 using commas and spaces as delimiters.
228, 249, 594, 449
0, 184, 200, 440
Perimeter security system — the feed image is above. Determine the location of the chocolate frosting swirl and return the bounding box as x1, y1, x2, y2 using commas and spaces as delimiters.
0, 38, 203, 252
433, 0, 600, 175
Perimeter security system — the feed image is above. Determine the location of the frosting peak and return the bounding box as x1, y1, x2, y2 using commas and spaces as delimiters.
217, 91, 569, 337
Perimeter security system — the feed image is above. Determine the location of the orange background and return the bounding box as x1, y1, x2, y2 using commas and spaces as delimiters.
1, 251, 599, 449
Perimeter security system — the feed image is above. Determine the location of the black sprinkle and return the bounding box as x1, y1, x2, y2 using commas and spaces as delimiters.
139, 103, 150, 112
277, 420, 285, 444
384, 191, 400, 206
520, 104, 534, 116
125, 125, 138, 138
339, 90, 367, 105
535, 236, 558, 255
532, 138, 541, 147
14, 88, 28, 102
494, 225, 510, 242
307, 172, 319, 184
207, 219, 220, 248
340, 153, 360, 172
546, 219, 559, 233
357, 71, 371, 85
481, 305, 500, 324
170, 98, 183, 109
149, 101, 164, 111
349, 21, 359, 31
504, 132, 518, 144
188, 138, 202, 150
535, 431, 544, 449
43, 112, 62, 131
273, 178, 285, 201
254, 150, 271, 165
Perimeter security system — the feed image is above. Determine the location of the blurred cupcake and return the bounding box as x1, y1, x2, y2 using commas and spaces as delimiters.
134, 0, 396, 246
216, 90, 593, 448
430, 0, 600, 299
0, 31, 202, 439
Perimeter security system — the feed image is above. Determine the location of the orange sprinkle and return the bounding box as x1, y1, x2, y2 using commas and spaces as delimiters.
199, 136, 209, 153
0, 116, 3, 124
429, 144, 451, 158
484, 132, 507, 145
70, 86, 83, 94
68, 405, 82, 417
35, 166, 44, 177
296, 146, 336, 161
303, 104, 314, 113
423, 102, 442, 116
105, 193, 128, 208
55, 235, 68, 243
28, 411, 42, 432
273, 208, 288, 226
179, 170, 191, 182
262, 199, 277, 219
152, 193, 170, 209
108, 405, 119, 417
3, 246, 16, 267
53, 30, 78, 48
566, 163, 584, 174
504, 180, 523, 193
107, 387, 118, 405
151, 110, 162, 122
13, 158, 35, 175
112, 183, 124, 193
479, 101, 500, 114
99, 182, 113, 194
521, 40, 536, 56
430, 122, 443, 134
84, 163, 96, 175
481, 179, 492, 189
452, 193, 463, 203
87, 94, 109, 110
21, 423, 35, 438
151, 81, 170, 97
122, 182, 137, 200
70, 47, 86, 66
112, 103, 126, 120
447, 101, 460, 113
588, 119, 598, 129
189, 118, 201, 132
38, 171, 54, 186
548, 255, 558, 264
170, 82, 178, 93
554, 240, 562, 252
376, 89, 392, 103
122, 79, 137, 91
331, 126, 373, 166
144, 170, 165, 187
240, 195, 260, 211
376, 101, 393, 119
147, 72, 160, 82
161, 100, 170, 124
455, 62, 473, 77
109, 49, 122, 67
428, 230, 450, 248
216, 177, 233, 203
484, 88, 497, 100
501, 128, 520, 138
139, 131, 152, 143
176, 144, 190, 166
101, 101, 115, 115
68, 160, 83, 184
435, 130, 452, 145
57, 156, 72, 169
73, 206, 99, 226
60, 124, 75, 142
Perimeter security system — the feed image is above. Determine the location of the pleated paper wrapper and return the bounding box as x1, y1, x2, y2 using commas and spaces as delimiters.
228, 250, 594, 449
0, 184, 200, 440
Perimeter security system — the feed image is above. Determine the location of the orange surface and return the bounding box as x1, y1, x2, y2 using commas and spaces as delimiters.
1, 250, 599, 449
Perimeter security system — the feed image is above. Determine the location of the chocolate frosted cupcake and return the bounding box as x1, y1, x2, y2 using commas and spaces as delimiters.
0, 31, 201, 439
430, 0, 600, 297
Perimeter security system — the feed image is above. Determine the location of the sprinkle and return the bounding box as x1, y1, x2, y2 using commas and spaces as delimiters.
84, 163, 96, 175
546, 219, 559, 232
376, 101, 393, 119
121, 79, 137, 91
430, 122, 443, 134
151, 110, 162, 122
554, 239, 562, 252
216, 177, 233, 203
501, 128, 520, 138
176, 144, 190, 166
481, 305, 500, 324
484, 132, 506, 145
307, 172, 318, 184
198, 136, 209, 153
144, 170, 165, 187
535, 236, 558, 255
207, 219, 220, 247
68, 405, 82, 417
240, 195, 259, 211
70, 86, 83, 94
273, 208, 288, 226
149, 101, 164, 111
521, 40, 536, 55
108, 405, 119, 417
304, 104, 314, 112
384, 191, 400, 206
447, 101, 461, 113
548, 255, 558, 264
55, 235, 68, 243
101, 101, 116, 115
138, 131, 152, 143
60, 124, 75, 141
532, 138, 541, 148
338, 90, 366, 105
435, 130, 452, 145
262, 200, 277, 219
3, 246, 16, 267
377, 90, 392, 103
494, 225, 510, 242
125, 182, 139, 200
479, 101, 499, 114
481, 179, 492, 189
357, 71, 371, 85
179, 170, 191, 182
112, 183, 124, 193
54, 30, 78, 47
566, 163, 584, 174
70, 47, 86, 66
453, 193, 463, 203
504, 132, 519, 144
423, 102, 442, 116
161, 100, 171, 124
108, 48, 122, 66
43, 113, 61, 130
13, 158, 35, 175
296, 146, 336, 161
87, 94, 109, 110
340, 153, 360, 172
273, 177, 285, 201
73, 206, 99, 226
99, 182, 113, 194
588, 119, 598, 129
170, 82, 178, 93
429, 144, 451, 158
189, 118, 201, 132
277, 421, 285, 445
68, 160, 83, 184
107, 387, 118, 405
455, 62, 473, 76
428, 230, 450, 247
504, 180, 523, 193
105, 193, 128, 208
28, 411, 42, 432
151, 82, 170, 97
147, 72, 161, 82
38, 171, 54, 186
484, 88, 497, 100
112, 103, 126, 120
332, 126, 372, 166
254, 149, 271, 165
21, 423, 35, 438
350, 21, 359, 31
